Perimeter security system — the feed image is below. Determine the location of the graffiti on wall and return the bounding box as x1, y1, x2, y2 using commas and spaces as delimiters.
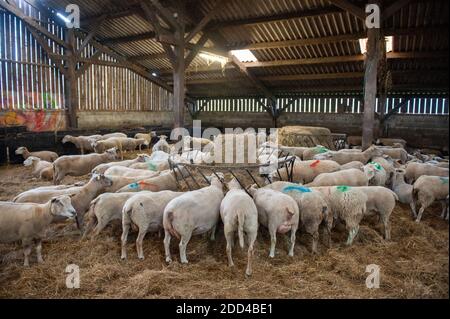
0, 110, 66, 132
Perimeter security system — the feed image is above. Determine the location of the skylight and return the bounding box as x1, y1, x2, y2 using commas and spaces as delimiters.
230, 49, 258, 62
199, 52, 229, 68
56, 12, 70, 23
359, 36, 394, 55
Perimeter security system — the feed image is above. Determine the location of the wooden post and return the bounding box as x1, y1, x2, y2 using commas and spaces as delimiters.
173, 26, 185, 128
362, 26, 380, 150
64, 28, 78, 129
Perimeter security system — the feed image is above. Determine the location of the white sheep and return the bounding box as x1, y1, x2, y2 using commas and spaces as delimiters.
302, 146, 331, 160
318, 145, 382, 165
248, 186, 299, 258
53, 148, 117, 184
134, 131, 156, 148
121, 190, 184, 260
62, 135, 101, 154
117, 170, 179, 193
15, 146, 58, 162
376, 146, 408, 164
152, 135, 172, 154
104, 166, 160, 179
306, 168, 369, 187
340, 161, 364, 171
413, 175, 449, 222
23, 156, 53, 180
404, 162, 449, 184
391, 169, 416, 217
0, 195, 76, 266
363, 162, 387, 186
277, 159, 341, 184
220, 178, 258, 276
163, 174, 224, 263
92, 154, 150, 174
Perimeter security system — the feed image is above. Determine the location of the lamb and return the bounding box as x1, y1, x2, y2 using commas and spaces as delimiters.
371, 156, 395, 185
92, 138, 123, 159
103, 175, 146, 193
413, 175, 449, 222
376, 138, 407, 148
183, 136, 214, 151
277, 159, 341, 184
117, 170, 179, 193
391, 169, 416, 216
152, 135, 171, 154
404, 162, 449, 184
53, 148, 117, 184
0, 195, 76, 266
375, 146, 408, 164
220, 178, 258, 276
363, 162, 387, 186
104, 166, 160, 179
14, 174, 112, 228
121, 190, 184, 260
306, 168, 369, 187
302, 146, 330, 160
265, 183, 331, 253
23, 156, 53, 180
83, 192, 137, 238
62, 135, 101, 154
117, 137, 147, 152
15, 146, 58, 162
340, 161, 364, 171
101, 132, 127, 139
352, 186, 398, 240
163, 174, 224, 263
248, 186, 299, 258
319, 145, 382, 165
134, 131, 156, 148
92, 154, 150, 174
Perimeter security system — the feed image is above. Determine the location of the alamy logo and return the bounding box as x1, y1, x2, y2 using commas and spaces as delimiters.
64, 4, 80, 29
365, 264, 380, 289
365, 4, 380, 29
65, 264, 80, 289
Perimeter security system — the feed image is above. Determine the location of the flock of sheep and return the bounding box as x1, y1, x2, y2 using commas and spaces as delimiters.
0, 131, 448, 276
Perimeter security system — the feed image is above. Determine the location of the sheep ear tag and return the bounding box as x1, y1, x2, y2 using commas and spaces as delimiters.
310, 160, 320, 168
282, 185, 311, 193
440, 177, 449, 184
337, 185, 351, 193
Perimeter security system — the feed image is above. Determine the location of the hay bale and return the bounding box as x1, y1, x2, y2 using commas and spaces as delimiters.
278, 126, 336, 150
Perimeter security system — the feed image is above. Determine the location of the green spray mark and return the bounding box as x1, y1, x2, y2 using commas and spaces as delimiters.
314, 146, 329, 154
147, 161, 157, 171
440, 177, 449, 184
369, 162, 383, 171
337, 185, 352, 193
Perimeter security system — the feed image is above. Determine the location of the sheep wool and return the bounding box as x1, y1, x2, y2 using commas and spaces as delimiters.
282, 185, 312, 193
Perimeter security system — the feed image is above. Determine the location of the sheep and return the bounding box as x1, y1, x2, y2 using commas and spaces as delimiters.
278, 145, 310, 159
352, 186, 398, 240
92, 154, 150, 174
62, 135, 101, 154
306, 168, 369, 187
103, 166, 160, 179
319, 145, 383, 165
248, 186, 299, 258
375, 146, 408, 164
413, 175, 450, 222
163, 174, 224, 263
266, 183, 331, 254
220, 178, 258, 276
312, 186, 368, 246
149, 150, 170, 162
0, 195, 76, 266
129, 160, 169, 172
391, 169, 416, 216
121, 190, 184, 260
23, 156, 53, 180
376, 138, 407, 148
92, 138, 124, 159
53, 148, 117, 184
277, 159, 341, 184
183, 136, 214, 151
302, 146, 330, 161
83, 192, 137, 239
152, 135, 171, 154
117, 137, 147, 152
117, 170, 179, 193
134, 131, 156, 148
101, 132, 127, 139
14, 174, 112, 229
103, 175, 146, 193
364, 162, 387, 186
340, 161, 364, 171
371, 156, 395, 185
404, 162, 449, 184
15, 146, 58, 162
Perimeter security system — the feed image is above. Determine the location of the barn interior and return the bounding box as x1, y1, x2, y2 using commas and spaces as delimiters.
0, 0, 448, 299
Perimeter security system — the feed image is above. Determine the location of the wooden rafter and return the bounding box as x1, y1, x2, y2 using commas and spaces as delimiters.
149, 0, 182, 30
77, 14, 107, 56
328, 0, 366, 21
185, 33, 209, 68
382, 0, 413, 21
75, 51, 102, 78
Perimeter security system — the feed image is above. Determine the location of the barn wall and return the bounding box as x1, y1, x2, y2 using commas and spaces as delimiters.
197, 111, 449, 149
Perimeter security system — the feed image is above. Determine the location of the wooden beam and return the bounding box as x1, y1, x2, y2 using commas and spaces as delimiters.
185, 33, 209, 68
328, 0, 366, 20
184, 0, 228, 43
173, 27, 186, 128
382, 97, 412, 121
102, 32, 157, 45
0, 0, 69, 48
382, 0, 413, 21
149, 0, 182, 30
129, 53, 168, 62
259, 72, 364, 81
75, 51, 102, 78
65, 28, 78, 128
77, 14, 107, 56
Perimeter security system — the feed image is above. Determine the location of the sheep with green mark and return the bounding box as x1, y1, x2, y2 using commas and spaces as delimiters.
413, 175, 450, 222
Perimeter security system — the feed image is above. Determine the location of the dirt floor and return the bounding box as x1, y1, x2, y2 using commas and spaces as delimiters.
0, 153, 448, 299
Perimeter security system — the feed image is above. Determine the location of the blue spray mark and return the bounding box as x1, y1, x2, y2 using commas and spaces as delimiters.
282, 185, 312, 193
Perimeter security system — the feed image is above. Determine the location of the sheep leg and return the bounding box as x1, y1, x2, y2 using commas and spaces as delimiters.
246, 232, 257, 277
179, 232, 192, 264
120, 221, 131, 260
269, 227, 277, 258
415, 205, 427, 223
164, 230, 172, 263
311, 231, 319, 254
35, 239, 44, 264
381, 214, 391, 241
440, 201, 447, 219
22, 240, 32, 267
346, 226, 359, 246
224, 231, 234, 267
210, 224, 217, 241
136, 231, 146, 260
288, 228, 296, 257
409, 202, 417, 218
